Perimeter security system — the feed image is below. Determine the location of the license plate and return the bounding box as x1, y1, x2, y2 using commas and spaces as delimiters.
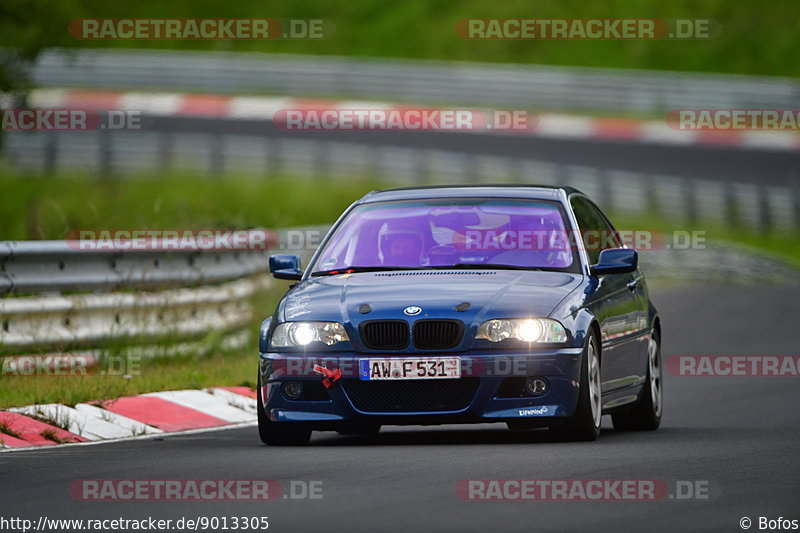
359, 357, 461, 380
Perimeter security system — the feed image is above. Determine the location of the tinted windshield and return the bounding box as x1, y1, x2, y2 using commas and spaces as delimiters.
311, 198, 579, 273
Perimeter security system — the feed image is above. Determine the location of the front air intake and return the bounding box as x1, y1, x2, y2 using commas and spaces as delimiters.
359, 320, 409, 350
412, 320, 464, 350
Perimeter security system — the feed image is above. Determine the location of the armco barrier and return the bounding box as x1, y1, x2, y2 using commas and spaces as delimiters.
28, 49, 800, 113
0, 228, 324, 355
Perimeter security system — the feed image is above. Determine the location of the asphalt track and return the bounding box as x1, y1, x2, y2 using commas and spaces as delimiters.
145, 115, 800, 186
1, 284, 798, 533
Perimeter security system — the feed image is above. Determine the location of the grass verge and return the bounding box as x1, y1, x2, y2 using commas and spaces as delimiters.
0, 280, 290, 409
0, 172, 384, 240
610, 211, 800, 268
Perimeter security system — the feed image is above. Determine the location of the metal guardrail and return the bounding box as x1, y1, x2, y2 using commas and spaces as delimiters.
638, 243, 800, 287
4, 131, 799, 233
0, 276, 263, 351
0, 239, 275, 295
29, 49, 800, 113
0, 228, 325, 354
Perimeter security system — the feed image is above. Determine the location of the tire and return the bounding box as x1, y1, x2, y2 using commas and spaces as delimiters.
551, 331, 602, 441
612, 330, 662, 431
257, 375, 312, 446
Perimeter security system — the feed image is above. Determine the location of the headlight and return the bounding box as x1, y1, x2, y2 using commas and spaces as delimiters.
271, 322, 350, 347
476, 318, 567, 343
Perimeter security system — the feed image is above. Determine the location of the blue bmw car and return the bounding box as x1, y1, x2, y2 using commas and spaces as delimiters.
258, 185, 662, 444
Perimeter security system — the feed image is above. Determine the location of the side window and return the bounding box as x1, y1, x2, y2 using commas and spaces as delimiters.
569, 196, 620, 264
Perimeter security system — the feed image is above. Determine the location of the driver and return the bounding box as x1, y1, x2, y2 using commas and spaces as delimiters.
379, 223, 425, 267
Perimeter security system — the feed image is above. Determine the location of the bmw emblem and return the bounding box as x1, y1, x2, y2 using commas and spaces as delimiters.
403, 306, 422, 316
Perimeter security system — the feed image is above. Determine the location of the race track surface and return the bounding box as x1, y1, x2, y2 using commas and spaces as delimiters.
147, 115, 800, 186
1, 285, 798, 532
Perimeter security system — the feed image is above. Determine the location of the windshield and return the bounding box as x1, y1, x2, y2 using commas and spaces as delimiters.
311, 198, 579, 274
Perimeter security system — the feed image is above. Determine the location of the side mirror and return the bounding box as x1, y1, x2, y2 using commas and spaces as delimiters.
590, 248, 638, 276
269, 254, 303, 280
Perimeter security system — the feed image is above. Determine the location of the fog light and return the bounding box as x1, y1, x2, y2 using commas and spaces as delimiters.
282, 381, 304, 400
525, 377, 549, 396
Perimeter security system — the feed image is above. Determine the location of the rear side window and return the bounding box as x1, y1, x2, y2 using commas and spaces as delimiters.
569, 196, 621, 265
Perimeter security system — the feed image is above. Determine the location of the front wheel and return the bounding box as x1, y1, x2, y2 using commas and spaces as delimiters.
551, 331, 601, 441
612, 330, 662, 431
257, 375, 312, 446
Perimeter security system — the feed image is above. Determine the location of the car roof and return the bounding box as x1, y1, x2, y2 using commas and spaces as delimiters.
356, 184, 583, 204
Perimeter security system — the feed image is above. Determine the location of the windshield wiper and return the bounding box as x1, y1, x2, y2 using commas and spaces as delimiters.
436, 263, 544, 271
310, 266, 427, 277
311, 264, 546, 276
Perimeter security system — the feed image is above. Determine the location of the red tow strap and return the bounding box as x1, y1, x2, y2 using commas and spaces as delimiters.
313, 365, 343, 389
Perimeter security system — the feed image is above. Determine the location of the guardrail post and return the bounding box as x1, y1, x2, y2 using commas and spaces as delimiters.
264, 138, 278, 177
157, 132, 173, 175
598, 169, 612, 212
43, 132, 57, 175
792, 182, 800, 231
683, 178, 697, 225
366, 145, 381, 180
97, 129, 112, 179
209, 133, 223, 178
507, 158, 522, 185
315, 141, 330, 179
723, 181, 738, 229
644, 174, 659, 218
555, 162, 567, 188
414, 149, 429, 185
758, 185, 771, 234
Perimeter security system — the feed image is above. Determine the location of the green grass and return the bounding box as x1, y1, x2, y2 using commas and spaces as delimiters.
0, 346, 261, 409
0, 173, 383, 240
3, 1, 798, 78
610, 211, 800, 268
0, 281, 291, 409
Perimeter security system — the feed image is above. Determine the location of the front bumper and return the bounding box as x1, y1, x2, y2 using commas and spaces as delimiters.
258, 349, 583, 429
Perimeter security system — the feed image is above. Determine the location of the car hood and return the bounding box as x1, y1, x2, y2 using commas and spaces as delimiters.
278, 269, 583, 326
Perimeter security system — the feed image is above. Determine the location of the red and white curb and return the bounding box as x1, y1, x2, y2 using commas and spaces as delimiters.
20, 88, 800, 152
0, 386, 257, 450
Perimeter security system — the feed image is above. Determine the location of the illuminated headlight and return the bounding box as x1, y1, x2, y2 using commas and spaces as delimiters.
476, 318, 567, 343
271, 322, 350, 347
